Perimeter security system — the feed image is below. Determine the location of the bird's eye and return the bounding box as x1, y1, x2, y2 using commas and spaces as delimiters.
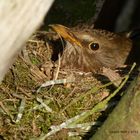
89, 42, 99, 51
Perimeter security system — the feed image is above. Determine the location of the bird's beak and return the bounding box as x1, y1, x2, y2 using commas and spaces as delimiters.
49, 24, 82, 47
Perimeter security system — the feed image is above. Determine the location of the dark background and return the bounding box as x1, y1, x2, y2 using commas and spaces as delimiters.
42, 0, 140, 32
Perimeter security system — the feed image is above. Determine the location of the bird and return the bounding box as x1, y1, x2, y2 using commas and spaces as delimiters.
49, 24, 139, 85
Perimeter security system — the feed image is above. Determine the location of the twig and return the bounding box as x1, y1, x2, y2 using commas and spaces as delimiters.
18, 87, 32, 98
0, 101, 13, 119
54, 54, 61, 80
49, 54, 61, 90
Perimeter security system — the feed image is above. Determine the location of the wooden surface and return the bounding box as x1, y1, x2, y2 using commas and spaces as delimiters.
0, 0, 54, 82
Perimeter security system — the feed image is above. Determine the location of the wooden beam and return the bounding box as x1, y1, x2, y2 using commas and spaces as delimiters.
0, 0, 54, 81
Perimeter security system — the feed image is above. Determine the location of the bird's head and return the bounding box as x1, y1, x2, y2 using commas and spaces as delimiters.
50, 24, 132, 72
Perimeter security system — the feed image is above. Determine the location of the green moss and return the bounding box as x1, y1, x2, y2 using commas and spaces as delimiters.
30, 55, 41, 65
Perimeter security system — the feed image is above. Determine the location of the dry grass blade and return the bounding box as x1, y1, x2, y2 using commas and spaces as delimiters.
37, 78, 75, 93
36, 97, 53, 113
15, 98, 26, 123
